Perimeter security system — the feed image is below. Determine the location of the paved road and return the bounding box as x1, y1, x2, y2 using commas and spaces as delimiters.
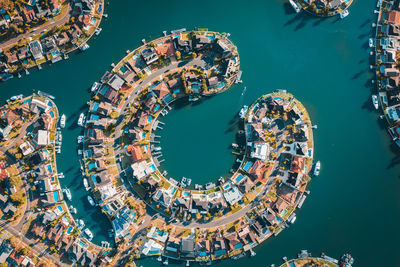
0, 5, 71, 50
0, 219, 65, 266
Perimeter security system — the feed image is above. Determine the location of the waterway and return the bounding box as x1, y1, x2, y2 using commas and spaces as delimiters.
1, 0, 400, 266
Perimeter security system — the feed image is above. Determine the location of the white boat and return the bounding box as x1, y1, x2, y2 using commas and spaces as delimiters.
239, 105, 248, 119
77, 113, 85, 127
313, 161, 321, 176
87, 195, 95, 206
95, 27, 102, 36
77, 219, 85, 230
369, 38, 374, 48
83, 178, 90, 191
84, 228, 93, 240
80, 43, 90, 51
372, 94, 379, 110
289, 215, 297, 224
289, 0, 301, 13
91, 82, 100, 92
58, 172, 64, 178
63, 188, 72, 201
340, 10, 349, 19
69, 205, 77, 214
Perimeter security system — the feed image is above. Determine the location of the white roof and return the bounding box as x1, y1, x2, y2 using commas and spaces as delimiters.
37, 130, 49, 146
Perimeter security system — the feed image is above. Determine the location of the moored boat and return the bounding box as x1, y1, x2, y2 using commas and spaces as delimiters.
239, 105, 248, 119
83, 178, 90, 191
60, 114, 66, 128
372, 94, 379, 110
80, 43, 90, 51
77, 113, 85, 127
313, 161, 321, 176
95, 27, 102, 35
84, 228, 93, 240
63, 188, 72, 201
91, 82, 100, 92
289, 0, 301, 13
87, 195, 95, 206
369, 38, 374, 48
77, 219, 85, 230
340, 10, 349, 19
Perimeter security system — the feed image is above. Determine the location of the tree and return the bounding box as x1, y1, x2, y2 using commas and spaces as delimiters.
10, 176, 22, 188
19, 246, 31, 256
175, 51, 181, 60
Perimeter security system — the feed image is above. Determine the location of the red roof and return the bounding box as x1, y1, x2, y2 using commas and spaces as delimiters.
291, 156, 306, 174
0, 162, 9, 180
388, 11, 400, 25
128, 145, 143, 162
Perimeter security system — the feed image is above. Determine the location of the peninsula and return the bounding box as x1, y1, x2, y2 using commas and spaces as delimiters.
77, 29, 317, 265
0, 0, 104, 82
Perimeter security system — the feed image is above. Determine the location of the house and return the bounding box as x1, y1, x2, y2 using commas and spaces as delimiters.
5, 51, 18, 65
173, 196, 191, 214
142, 238, 164, 256
290, 156, 306, 174
20, 141, 35, 156
131, 160, 155, 180
164, 237, 180, 258
89, 170, 111, 187
0, 162, 9, 180
196, 239, 211, 258
7, 250, 24, 266
153, 188, 173, 208
190, 197, 209, 214
29, 40, 44, 61
212, 237, 227, 258
37, 130, 49, 146
173, 35, 192, 53
193, 34, 212, 51
17, 46, 29, 61
128, 145, 143, 162
150, 81, 173, 104
154, 40, 176, 57
107, 74, 125, 91
273, 198, 289, 216
146, 226, 168, 243
98, 85, 119, 104
180, 237, 196, 259
222, 182, 243, 206
21, 6, 36, 22
56, 32, 70, 46
224, 233, 243, 252
0, 243, 12, 264
3, 202, 17, 215
141, 47, 159, 66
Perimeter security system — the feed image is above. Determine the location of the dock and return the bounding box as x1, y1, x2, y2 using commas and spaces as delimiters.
235, 70, 242, 83
297, 195, 306, 208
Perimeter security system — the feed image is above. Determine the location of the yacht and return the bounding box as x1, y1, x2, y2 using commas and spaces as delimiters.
84, 228, 93, 240
289, 0, 301, 13
69, 206, 77, 214
87, 195, 95, 206
60, 114, 66, 128
239, 105, 248, 119
80, 43, 90, 51
63, 188, 72, 201
83, 178, 90, 191
369, 38, 374, 48
91, 82, 100, 92
77, 113, 85, 127
95, 27, 102, 36
313, 161, 321, 176
372, 94, 379, 110
77, 219, 85, 230
340, 10, 349, 19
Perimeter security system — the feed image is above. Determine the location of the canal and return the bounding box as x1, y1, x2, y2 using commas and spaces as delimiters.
1, 0, 399, 266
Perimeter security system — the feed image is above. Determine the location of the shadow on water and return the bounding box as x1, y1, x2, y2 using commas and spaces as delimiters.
360, 18, 371, 28
352, 70, 364, 80
361, 97, 374, 112
64, 166, 75, 174
387, 143, 400, 169
282, 3, 295, 15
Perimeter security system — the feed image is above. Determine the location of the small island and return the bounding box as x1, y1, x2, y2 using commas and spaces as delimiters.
276, 250, 354, 267
293, 0, 353, 17
76, 28, 318, 265
0, 0, 104, 82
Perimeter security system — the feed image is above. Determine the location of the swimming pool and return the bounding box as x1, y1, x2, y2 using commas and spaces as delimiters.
183, 191, 191, 197
234, 174, 244, 183
173, 89, 180, 94
207, 35, 215, 41
120, 65, 128, 73
274, 97, 283, 101
53, 191, 59, 201
150, 164, 156, 171
47, 164, 53, 173
243, 161, 252, 171
217, 82, 226, 89
147, 116, 153, 124
90, 18, 97, 25
154, 104, 160, 112
66, 225, 73, 235
49, 111, 54, 118
57, 205, 63, 212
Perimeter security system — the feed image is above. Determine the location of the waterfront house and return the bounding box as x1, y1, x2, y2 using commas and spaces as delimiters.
150, 81, 173, 104
224, 233, 243, 252
98, 85, 119, 104
5, 51, 18, 65
86, 145, 105, 159
222, 181, 243, 206
208, 193, 228, 214
89, 170, 112, 187
276, 183, 300, 204
247, 160, 269, 183
272, 198, 289, 217
190, 197, 209, 214
97, 182, 117, 201
128, 145, 143, 163
153, 187, 173, 208
290, 156, 306, 174
238, 226, 257, 249
131, 160, 155, 180
167, 77, 182, 92
172, 196, 191, 215
164, 237, 180, 258
41, 36, 61, 62
212, 237, 227, 259
112, 206, 136, 239
173, 35, 193, 53
250, 142, 269, 162
155, 40, 176, 58
142, 238, 164, 256
41, 189, 62, 205
29, 40, 44, 61
208, 76, 219, 90
216, 39, 232, 58
107, 74, 125, 91
103, 197, 124, 216
126, 54, 146, 74
196, 239, 211, 258
180, 237, 196, 259
141, 47, 159, 66
235, 175, 254, 194
17, 46, 29, 61
56, 32, 70, 46
193, 34, 212, 51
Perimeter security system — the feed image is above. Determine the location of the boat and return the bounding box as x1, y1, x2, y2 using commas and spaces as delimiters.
80, 43, 90, 51
60, 114, 66, 128
340, 9, 349, 19
239, 105, 248, 119
372, 94, 379, 110
58, 172, 64, 178
69, 205, 77, 214
63, 188, 72, 201
313, 161, 321, 176
369, 38, 374, 48
83, 178, 90, 191
91, 82, 100, 92
84, 228, 93, 240
77, 113, 85, 127
163, 258, 169, 265
289, 214, 297, 224
95, 27, 102, 35
289, 0, 301, 13
77, 219, 85, 230
87, 195, 95, 206
339, 254, 354, 266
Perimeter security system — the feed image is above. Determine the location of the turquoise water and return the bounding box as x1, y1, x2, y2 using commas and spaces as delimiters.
1, 0, 400, 266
